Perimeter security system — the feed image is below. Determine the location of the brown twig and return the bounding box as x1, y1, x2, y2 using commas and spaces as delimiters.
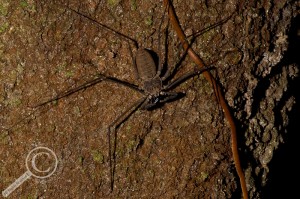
163, 1, 248, 198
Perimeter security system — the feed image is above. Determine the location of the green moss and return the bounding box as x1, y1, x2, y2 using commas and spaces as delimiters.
0, 3, 8, 16
91, 150, 104, 163
9, 97, 22, 107
144, 16, 153, 26
126, 139, 136, 152
64, 70, 74, 78
26, 195, 36, 199
115, 146, 124, 157
0, 22, 9, 33
51, 100, 58, 106
78, 156, 84, 165
200, 171, 209, 181
126, 125, 131, 132
19, 0, 28, 8
130, 0, 137, 11
107, 0, 121, 7
0, 132, 9, 144
56, 62, 74, 78
56, 62, 67, 73
18, 0, 35, 12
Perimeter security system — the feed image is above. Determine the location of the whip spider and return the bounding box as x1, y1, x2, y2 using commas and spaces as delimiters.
32, 4, 209, 191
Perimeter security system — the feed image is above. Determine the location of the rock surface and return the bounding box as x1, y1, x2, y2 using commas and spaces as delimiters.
0, 0, 298, 198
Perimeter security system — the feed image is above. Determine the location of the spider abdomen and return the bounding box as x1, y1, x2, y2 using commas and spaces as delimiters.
135, 49, 157, 80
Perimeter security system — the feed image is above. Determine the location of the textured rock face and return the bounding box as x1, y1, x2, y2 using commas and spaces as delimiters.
0, 0, 298, 198
231, 1, 299, 198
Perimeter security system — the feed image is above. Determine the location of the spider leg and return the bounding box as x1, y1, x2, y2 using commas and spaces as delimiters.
107, 96, 148, 191
161, 16, 228, 83
33, 74, 144, 108
163, 67, 209, 91
156, 4, 169, 77
127, 41, 140, 81
160, 92, 185, 103
104, 75, 143, 93
65, 5, 138, 48
160, 40, 190, 82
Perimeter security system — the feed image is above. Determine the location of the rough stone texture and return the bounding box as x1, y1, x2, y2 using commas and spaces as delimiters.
0, 0, 298, 198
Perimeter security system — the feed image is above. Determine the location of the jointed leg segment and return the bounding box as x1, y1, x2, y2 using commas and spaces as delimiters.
107, 97, 148, 190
